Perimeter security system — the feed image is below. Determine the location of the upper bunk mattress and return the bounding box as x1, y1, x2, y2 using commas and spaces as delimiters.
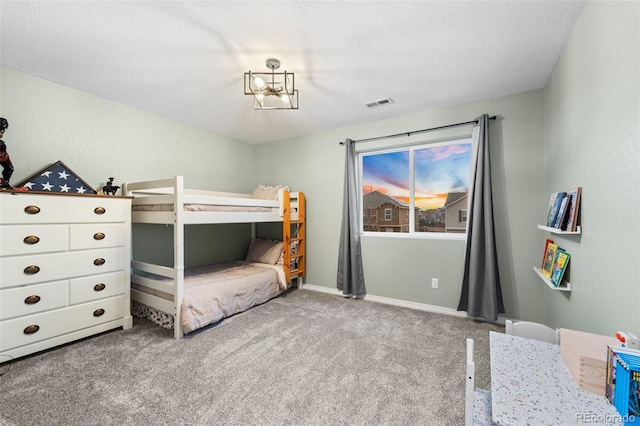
132, 204, 275, 212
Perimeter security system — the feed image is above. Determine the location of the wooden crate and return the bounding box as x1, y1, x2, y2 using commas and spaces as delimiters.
560, 328, 619, 395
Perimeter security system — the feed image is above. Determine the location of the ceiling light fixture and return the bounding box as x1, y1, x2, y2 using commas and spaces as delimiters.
244, 58, 298, 110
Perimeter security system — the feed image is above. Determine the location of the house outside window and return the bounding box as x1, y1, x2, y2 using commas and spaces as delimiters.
360, 137, 473, 237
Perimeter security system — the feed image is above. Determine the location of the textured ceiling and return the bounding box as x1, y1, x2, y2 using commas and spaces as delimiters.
0, 1, 585, 145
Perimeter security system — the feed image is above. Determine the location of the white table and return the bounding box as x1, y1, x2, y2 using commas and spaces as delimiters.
489, 331, 621, 425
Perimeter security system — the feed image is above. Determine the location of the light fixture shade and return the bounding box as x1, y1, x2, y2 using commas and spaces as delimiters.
244, 59, 298, 110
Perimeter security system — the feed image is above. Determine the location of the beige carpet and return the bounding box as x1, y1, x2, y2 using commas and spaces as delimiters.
0, 289, 502, 425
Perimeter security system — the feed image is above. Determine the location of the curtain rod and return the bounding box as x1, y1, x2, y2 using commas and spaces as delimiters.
339, 115, 497, 145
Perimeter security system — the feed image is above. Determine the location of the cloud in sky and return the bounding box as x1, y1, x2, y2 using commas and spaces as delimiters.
362, 150, 409, 196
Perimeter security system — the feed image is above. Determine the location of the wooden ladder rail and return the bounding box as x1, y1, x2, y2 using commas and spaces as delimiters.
283, 191, 305, 286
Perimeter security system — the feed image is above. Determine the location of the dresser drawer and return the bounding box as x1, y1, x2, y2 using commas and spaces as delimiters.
0, 224, 69, 256
0, 280, 69, 320
0, 295, 125, 352
0, 247, 125, 288
70, 271, 125, 304
0, 194, 129, 224
69, 223, 125, 250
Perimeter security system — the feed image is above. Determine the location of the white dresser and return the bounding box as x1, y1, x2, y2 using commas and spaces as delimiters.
0, 191, 133, 363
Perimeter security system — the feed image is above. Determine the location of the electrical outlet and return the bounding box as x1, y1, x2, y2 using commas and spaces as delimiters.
431, 278, 439, 289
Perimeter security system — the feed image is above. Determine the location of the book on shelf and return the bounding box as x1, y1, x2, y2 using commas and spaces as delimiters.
550, 249, 570, 286
541, 242, 558, 278
546, 193, 559, 225
607, 345, 617, 404
606, 346, 640, 422
546, 192, 566, 227
541, 239, 554, 267
553, 195, 571, 229
565, 187, 582, 232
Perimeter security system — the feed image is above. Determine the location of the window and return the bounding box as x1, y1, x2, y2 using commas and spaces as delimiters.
360, 137, 473, 236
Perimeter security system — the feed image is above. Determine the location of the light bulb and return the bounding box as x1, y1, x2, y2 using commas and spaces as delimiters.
254, 76, 266, 89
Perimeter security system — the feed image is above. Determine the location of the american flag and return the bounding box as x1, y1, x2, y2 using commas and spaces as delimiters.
16, 161, 96, 194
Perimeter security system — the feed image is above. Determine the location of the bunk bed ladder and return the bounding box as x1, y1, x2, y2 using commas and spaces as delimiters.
283, 191, 305, 288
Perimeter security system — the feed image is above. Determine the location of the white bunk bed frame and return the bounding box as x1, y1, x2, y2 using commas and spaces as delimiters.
122, 176, 305, 338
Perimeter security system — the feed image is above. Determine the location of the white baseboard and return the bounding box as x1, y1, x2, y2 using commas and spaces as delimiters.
302, 283, 471, 319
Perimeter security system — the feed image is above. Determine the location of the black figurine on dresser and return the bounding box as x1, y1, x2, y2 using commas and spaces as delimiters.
0, 118, 13, 190
102, 177, 120, 196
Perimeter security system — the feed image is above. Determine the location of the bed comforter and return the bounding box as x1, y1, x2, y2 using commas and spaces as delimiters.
180, 261, 285, 333
133, 261, 286, 334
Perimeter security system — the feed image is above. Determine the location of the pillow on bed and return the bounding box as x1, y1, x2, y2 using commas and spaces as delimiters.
250, 185, 280, 200
250, 184, 286, 200
246, 238, 284, 265
277, 239, 300, 268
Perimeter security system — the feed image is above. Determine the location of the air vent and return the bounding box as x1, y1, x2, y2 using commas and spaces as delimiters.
365, 97, 394, 108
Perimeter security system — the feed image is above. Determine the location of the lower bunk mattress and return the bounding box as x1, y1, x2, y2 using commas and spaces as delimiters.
132, 261, 287, 334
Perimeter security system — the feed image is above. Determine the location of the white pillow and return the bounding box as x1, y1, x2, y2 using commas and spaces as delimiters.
250, 184, 284, 200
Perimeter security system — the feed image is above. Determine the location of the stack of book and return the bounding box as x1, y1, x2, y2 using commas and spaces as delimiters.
545, 187, 581, 231
540, 239, 571, 286
606, 345, 640, 424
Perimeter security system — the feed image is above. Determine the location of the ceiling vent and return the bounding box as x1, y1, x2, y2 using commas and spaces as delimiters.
365, 97, 394, 108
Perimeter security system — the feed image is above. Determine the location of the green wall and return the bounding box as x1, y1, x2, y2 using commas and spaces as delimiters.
0, 67, 256, 191
255, 90, 547, 322
541, 1, 640, 335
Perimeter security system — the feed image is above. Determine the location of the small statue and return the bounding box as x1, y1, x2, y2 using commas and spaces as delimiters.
102, 177, 120, 196
0, 118, 13, 190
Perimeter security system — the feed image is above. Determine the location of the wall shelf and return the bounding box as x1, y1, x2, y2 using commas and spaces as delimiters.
537, 224, 581, 235
533, 266, 571, 292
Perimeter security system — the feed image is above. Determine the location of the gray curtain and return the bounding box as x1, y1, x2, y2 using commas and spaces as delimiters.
337, 139, 366, 296
457, 114, 505, 321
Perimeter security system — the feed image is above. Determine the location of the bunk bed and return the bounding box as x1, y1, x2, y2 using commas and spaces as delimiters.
122, 176, 305, 338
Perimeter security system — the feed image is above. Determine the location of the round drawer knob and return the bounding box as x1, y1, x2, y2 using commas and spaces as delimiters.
24, 295, 41, 305
94, 283, 106, 292
24, 265, 40, 275
24, 325, 40, 335
93, 232, 105, 240
23, 235, 40, 245
93, 309, 105, 317
93, 258, 106, 266
24, 205, 41, 215
94, 207, 106, 215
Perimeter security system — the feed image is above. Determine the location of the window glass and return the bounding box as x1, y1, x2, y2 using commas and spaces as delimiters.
360, 138, 473, 236
362, 150, 409, 233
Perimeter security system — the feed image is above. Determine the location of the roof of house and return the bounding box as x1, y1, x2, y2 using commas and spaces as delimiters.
363, 191, 409, 209
443, 192, 468, 209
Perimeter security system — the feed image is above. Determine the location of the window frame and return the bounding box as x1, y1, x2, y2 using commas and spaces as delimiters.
358, 135, 474, 241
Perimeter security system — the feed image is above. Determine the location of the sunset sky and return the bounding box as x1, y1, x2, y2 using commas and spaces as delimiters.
362, 142, 472, 210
